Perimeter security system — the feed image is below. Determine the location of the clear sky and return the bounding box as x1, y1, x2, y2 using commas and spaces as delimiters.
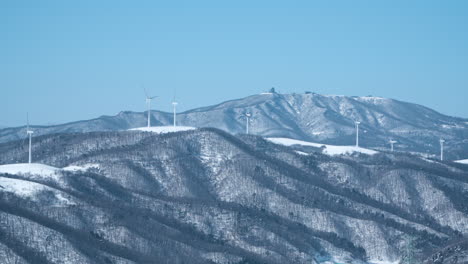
1, 0, 468, 127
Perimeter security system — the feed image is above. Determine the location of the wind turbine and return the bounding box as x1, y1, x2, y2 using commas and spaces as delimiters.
26, 113, 33, 164
244, 113, 252, 134
355, 121, 361, 147
144, 89, 157, 128
172, 99, 178, 127
439, 139, 445, 161
389, 140, 397, 152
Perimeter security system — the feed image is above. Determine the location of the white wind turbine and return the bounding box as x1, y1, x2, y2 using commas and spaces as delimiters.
244, 112, 252, 134
389, 140, 397, 152
172, 99, 178, 127
26, 113, 34, 164
144, 89, 157, 128
355, 121, 361, 147
439, 139, 445, 161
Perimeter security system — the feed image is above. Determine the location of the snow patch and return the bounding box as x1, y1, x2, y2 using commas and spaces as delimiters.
356, 96, 387, 102
0, 177, 74, 205
295, 151, 309, 156
267, 137, 378, 156
268, 137, 323, 148
62, 163, 100, 172
128, 126, 196, 134
0, 163, 59, 179
422, 158, 438, 164
441, 124, 464, 129
368, 260, 400, 264
0, 177, 44, 197
0, 163, 101, 178
325, 145, 378, 156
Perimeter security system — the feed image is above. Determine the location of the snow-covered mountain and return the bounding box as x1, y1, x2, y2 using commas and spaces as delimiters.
2, 92, 468, 159
0, 128, 467, 263
266, 137, 379, 156
423, 239, 468, 264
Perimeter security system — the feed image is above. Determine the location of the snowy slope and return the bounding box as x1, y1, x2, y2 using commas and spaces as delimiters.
0, 177, 47, 198
128, 126, 196, 134
1, 92, 467, 159
0, 163, 92, 203
0, 128, 466, 263
0, 163, 100, 176
62, 163, 100, 172
0, 163, 59, 178
267, 137, 378, 156
0, 177, 74, 205
0, 93, 468, 159
267, 137, 324, 148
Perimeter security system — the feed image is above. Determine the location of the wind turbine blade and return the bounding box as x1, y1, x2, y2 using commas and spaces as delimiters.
26, 112, 29, 130
144, 87, 148, 98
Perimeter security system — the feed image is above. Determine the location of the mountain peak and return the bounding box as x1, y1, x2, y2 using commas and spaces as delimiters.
1, 92, 467, 159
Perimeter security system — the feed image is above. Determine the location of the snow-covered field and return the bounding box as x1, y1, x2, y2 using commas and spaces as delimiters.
0, 163, 99, 201
0, 163, 59, 178
0, 163, 100, 176
267, 137, 378, 156
0, 163, 79, 204
0, 176, 74, 204
454, 159, 468, 164
128, 126, 196, 134
0, 177, 47, 197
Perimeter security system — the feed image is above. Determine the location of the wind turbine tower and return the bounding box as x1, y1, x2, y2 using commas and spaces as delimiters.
355, 121, 361, 147
172, 100, 178, 127
144, 89, 157, 128
245, 113, 252, 134
440, 139, 445, 161
389, 140, 397, 152
26, 114, 33, 164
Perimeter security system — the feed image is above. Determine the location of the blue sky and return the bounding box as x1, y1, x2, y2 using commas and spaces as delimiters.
1, 0, 468, 126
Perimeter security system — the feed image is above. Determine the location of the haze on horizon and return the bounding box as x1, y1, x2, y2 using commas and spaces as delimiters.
1, 0, 468, 127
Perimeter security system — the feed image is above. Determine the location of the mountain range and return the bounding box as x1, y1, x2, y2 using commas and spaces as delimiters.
1, 92, 468, 263
0, 128, 467, 263
2, 91, 468, 160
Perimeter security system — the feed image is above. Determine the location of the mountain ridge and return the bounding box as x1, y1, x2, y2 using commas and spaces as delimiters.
0, 128, 467, 263
2, 92, 468, 159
